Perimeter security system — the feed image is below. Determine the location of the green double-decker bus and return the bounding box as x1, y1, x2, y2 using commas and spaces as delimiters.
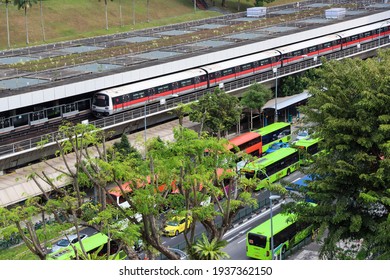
246, 212, 313, 260
241, 147, 299, 190
255, 122, 291, 154
47, 232, 126, 260
294, 137, 322, 166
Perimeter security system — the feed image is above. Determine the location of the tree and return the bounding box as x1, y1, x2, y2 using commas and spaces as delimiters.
292, 53, 390, 259
240, 83, 272, 129
99, 0, 113, 30
168, 103, 192, 127
2, 0, 12, 48
192, 233, 229, 260
39, 0, 45, 42
279, 73, 307, 97
254, 0, 275, 6
13, 0, 37, 45
189, 88, 242, 139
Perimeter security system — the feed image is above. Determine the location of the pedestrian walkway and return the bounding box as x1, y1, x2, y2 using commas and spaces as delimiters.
289, 241, 321, 260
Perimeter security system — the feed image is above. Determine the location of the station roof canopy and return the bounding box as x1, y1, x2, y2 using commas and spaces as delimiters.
262, 91, 310, 110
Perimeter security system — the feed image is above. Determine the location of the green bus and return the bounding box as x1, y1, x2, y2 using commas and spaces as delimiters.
241, 147, 299, 190
47, 232, 126, 260
255, 122, 291, 154
246, 212, 313, 260
294, 137, 322, 165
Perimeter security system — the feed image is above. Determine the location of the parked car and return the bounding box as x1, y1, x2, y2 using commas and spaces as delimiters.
163, 216, 192, 237
51, 233, 88, 253
296, 130, 310, 140
168, 248, 188, 260
266, 142, 290, 154
277, 129, 291, 139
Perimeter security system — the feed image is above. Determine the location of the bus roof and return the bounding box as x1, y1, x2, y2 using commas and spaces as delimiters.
255, 122, 290, 136
294, 137, 320, 148
48, 233, 109, 260
249, 213, 295, 236
228, 132, 261, 147
244, 147, 297, 170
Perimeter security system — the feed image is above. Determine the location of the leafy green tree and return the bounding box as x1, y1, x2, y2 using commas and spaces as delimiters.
112, 134, 141, 161
293, 53, 390, 259
240, 83, 272, 129
189, 88, 242, 139
279, 73, 306, 97
192, 233, 229, 260
254, 0, 274, 6
13, 0, 37, 45
169, 103, 192, 127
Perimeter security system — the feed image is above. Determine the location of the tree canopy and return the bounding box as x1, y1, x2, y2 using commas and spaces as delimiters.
294, 51, 390, 259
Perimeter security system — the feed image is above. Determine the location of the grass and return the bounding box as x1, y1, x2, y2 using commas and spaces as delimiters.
0, 0, 300, 50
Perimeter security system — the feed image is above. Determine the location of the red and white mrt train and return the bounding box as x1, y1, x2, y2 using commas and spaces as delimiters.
92, 20, 390, 117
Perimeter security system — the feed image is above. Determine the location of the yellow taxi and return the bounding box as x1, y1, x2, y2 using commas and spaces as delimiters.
163, 216, 192, 237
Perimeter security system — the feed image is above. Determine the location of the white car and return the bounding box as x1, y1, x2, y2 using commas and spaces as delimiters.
51, 233, 88, 253
296, 130, 310, 140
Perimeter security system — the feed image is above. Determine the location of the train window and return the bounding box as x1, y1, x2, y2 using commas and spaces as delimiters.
351, 35, 359, 41
179, 79, 193, 88
200, 74, 207, 81
253, 61, 259, 68
92, 94, 109, 107
112, 96, 123, 105
260, 59, 270, 66
308, 46, 317, 53
155, 84, 170, 94
241, 63, 252, 71
131, 91, 146, 100
222, 68, 234, 76
363, 31, 371, 38
292, 50, 303, 56
195, 77, 200, 84
215, 71, 221, 78
323, 42, 331, 49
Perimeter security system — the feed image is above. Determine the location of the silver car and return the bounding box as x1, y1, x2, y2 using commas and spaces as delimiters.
51, 233, 88, 253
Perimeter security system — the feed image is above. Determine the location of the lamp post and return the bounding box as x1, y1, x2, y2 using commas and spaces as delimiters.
272, 67, 279, 123
273, 55, 308, 123
269, 194, 281, 260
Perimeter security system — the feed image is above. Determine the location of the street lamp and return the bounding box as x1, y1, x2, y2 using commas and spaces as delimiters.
272, 67, 279, 123
269, 194, 281, 260
273, 55, 308, 123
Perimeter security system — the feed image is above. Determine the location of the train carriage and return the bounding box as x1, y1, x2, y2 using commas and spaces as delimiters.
92, 68, 208, 116
201, 50, 281, 87
337, 20, 390, 50
276, 34, 342, 66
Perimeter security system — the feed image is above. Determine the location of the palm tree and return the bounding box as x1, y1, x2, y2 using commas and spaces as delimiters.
99, 0, 113, 30
13, 0, 37, 45
39, 0, 46, 42
192, 233, 230, 260
3, 0, 12, 48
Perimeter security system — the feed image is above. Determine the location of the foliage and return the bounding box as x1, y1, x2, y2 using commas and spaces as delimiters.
189, 87, 242, 138
192, 233, 229, 260
291, 51, 390, 259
